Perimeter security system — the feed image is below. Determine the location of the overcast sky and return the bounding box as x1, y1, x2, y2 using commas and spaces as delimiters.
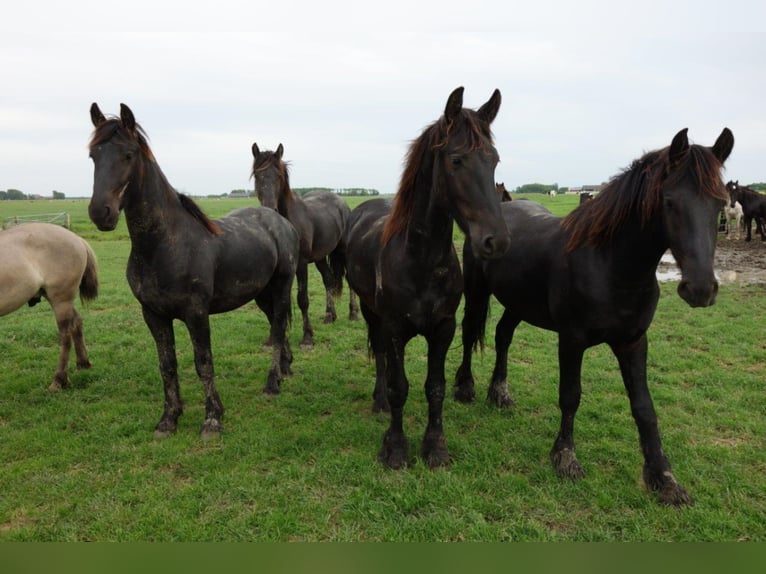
1, 0, 764, 198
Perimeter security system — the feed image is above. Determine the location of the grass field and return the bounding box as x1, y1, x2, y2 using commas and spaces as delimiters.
0, 196, 764, 541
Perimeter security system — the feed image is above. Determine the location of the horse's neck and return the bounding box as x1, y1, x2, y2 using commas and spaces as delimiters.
124, 161, 182, 245
279, 183, 294, 217
608, 216, 668, 278
406, 179, 455, 260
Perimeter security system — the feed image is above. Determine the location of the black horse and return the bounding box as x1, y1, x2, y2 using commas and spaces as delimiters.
455, 128, 734, 505
346, 87, 510, 469
726, 180, 766, 241
251, 143, 358, 347
88, 103, 299, 439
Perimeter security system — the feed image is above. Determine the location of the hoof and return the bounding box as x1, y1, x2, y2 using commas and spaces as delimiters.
422, 434, 451, 469
551, 447, 586, 480
378, 431, 409, 469
487, 382, 514, 408
49, 374, 68, 392
200, 419, 223, 441
454, 383, 475, 404
76, 360, 93, 370
644, 468, 693, 506
322, 312, 337, 324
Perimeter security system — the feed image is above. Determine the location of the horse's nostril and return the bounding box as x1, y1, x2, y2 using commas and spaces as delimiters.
483, 235, 495, 255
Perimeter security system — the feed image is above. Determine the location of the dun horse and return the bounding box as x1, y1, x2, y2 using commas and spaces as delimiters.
346, 87, 510, 468
251, 143, 358, 347
455, 128, 733, 505
1, 222, 98, 390
88, 103, 299, 438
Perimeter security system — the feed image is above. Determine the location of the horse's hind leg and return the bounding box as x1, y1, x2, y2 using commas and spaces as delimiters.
454, 254, 490, 403
610, 336, 692, 506
421, 320, 454, 468
296, 260, 314, 348
488, 310, 520, 408
256, 271, 294, 394
50, 301, 76, 391
71, 308, 92, 370
314, 258, 338, 324
360, 303, 388, 413
348, 285, 360, 321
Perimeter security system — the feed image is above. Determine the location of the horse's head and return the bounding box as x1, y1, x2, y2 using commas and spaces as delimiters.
432, 87, 510, 259
661, 127, 734, 307
251, 143, 289, 211
88, 103, 148, 231
725, 179, 741, 208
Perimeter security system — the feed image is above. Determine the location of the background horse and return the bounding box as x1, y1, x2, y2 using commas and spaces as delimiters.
88, 103, 299, 439
345, 87, 510, 469
1, 222, 98, 390
721, 196, 744, 240
251, 143, 358, 347
726, 180, 766, 241
455, 128, 733, 505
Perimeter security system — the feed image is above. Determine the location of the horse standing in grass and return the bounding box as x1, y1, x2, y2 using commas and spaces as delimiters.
1, 222, 99, 391
726, 180, 766, 241
251, 143, 358, 347
454, 128, 733, 505
87, 103, 299, 438
345, 87, 510, 468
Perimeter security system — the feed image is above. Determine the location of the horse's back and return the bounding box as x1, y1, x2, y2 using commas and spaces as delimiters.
299, 191, 350, 256
217, 206, 299, 271
0, 223, 92, 314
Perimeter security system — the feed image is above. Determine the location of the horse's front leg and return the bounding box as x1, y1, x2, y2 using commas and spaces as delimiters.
295, 259, 314, 348
550, 336, 586, 480
142, 306, 183, 437
185, 311, 223, 439
422, 320, 454, 468
378, 333, 410, 468
611, 336, 692, 506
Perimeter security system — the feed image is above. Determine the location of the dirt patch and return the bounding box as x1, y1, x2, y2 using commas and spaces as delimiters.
713, 236, 766, 284
659, 236, 766, 285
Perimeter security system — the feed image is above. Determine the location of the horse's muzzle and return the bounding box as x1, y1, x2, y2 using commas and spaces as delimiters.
678, 278, 719, 307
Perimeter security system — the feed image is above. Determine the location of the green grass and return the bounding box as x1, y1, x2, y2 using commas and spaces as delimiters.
0, 197, 764, 541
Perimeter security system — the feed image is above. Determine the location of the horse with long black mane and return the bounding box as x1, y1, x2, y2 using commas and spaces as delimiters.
1, 222, 99, 390
87, 103, 299, 439
251, 143, 358, 347
345, 87, 510, 469
726, 180, 766, 241
454, 128, 734, 505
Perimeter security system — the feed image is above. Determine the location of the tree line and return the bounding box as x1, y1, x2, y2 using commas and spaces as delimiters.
0, 189, 65, 200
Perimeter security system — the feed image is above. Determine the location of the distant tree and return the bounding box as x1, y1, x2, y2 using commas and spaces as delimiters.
5, 189, 26, 200
52, 190, 65, 199
513, 183, 558, 194
747, 182, 766, 192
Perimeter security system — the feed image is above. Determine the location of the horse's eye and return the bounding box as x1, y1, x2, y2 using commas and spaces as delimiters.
450, 156, 462, 167
124, 152, 133, 162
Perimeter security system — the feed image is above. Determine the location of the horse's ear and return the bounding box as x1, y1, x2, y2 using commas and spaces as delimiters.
252, 142, 260, 158
120, 103, 136, 132
90, 103, 106, 127
445, 86, 465, 122
276, 143, 284, 160
712, 127, 734, 164
669, 128, 689, 165
477, 89, 501, 125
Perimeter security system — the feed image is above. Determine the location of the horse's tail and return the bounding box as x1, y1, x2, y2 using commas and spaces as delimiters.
79, 241, 99, 302
328, 250, 346, 298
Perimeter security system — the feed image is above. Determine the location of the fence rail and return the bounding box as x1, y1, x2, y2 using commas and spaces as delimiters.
2, 212, 71, 230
